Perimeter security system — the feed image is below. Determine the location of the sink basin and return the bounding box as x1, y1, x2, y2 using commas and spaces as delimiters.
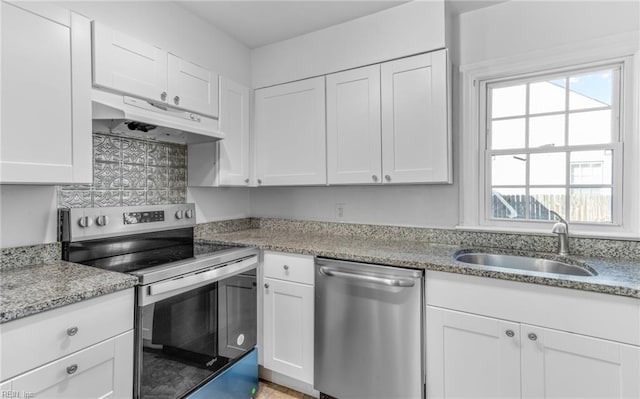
454, 253, 597, 277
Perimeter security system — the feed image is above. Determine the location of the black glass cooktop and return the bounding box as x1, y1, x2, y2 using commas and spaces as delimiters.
62, 228, 240, 274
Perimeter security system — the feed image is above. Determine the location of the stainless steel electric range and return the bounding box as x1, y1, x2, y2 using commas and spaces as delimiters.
59, 204, 259, 399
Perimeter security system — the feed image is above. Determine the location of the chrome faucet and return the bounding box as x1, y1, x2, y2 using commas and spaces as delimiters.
549, 211, 569, 256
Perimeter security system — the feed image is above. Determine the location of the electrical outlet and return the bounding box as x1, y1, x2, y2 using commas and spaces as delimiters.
335, 203, 346, 221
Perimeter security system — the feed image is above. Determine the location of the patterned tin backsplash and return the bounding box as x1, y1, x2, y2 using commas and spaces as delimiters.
58, 133, 187, 208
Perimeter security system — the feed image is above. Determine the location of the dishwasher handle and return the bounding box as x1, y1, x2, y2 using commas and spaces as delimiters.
319, 266, 415, 287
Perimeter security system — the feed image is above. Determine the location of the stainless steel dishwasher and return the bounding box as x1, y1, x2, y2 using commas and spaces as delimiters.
314, 258, 424, 399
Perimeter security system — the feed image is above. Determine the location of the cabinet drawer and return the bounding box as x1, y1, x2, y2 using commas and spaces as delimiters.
11, 331, 133, 399
263, 251, 314, 285
1, 289, 134, 381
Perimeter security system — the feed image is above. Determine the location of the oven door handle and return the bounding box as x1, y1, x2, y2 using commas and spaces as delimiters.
148, 257, 257, 297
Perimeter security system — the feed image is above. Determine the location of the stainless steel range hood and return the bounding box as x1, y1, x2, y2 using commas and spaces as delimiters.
92, 89, 225, 144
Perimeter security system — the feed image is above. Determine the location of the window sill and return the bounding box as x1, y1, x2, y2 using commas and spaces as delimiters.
455, 223, 640, 241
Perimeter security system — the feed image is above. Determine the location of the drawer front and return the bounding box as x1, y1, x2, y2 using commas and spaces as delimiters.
1, 289, 134, 381
263, 251, 314, 285
11, 330, 133, 399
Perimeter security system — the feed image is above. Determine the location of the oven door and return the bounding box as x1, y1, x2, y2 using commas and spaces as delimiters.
136, 256, 257, 399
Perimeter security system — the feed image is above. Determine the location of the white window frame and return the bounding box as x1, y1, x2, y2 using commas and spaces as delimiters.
459, 32, 640, 238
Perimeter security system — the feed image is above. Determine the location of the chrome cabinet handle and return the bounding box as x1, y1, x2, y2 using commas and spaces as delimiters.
283, 265, 289, 270
66, 364, 78, 374
528, 333, 538, 341
505, 330, 515, 337
385, 175, 391, 182
160, 91, 167, 101
264, 283, 269, 289
372, 175, 378, 182
67, 326, 78, 336
174, 96, 180, 105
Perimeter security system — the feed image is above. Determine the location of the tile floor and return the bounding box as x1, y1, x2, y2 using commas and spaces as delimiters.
256, 380, 315, 399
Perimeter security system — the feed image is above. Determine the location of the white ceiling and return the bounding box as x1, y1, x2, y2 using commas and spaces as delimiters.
176, 1, 508, 49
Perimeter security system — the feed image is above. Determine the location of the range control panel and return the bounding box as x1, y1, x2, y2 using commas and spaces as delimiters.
59, 203, 196, 242
124, 210, 165, 224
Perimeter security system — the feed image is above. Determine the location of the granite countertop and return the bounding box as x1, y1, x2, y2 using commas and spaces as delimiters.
0, 261, 138, 323
201, 228, 640, 299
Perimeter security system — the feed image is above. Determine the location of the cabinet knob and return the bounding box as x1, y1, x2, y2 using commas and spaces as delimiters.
372, 175, 378, 182
67, 326, 78, 336
185, 209, 194, 219
505, 330, 515, 337
66, 364, 78, 375
244, 178, 250, 184
174, 96, 180, 105
257, 179, 262, 185
264, 283, 269, 289
528, 333, 538, 341
160, 91, 167, 101
385, 175, 391, 182
283, 265, 289, 270
175, 210, 184, 220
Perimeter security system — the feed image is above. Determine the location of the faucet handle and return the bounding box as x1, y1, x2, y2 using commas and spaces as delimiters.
551, 222, 567, 234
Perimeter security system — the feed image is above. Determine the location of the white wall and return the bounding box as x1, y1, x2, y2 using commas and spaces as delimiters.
0, 186, 59, 247
249, 185, 459, 228
459, 1, 640, 65
0, 1, 253, 248
250, 1, 445, 88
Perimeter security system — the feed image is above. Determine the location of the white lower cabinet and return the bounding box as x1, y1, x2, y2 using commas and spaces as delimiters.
261, 252, 314, 385
0, 289, 134, 399
426, 271, 640, 399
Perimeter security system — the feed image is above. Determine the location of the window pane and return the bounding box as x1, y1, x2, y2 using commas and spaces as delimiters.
569, 70, 613, 110
530, 188, 566, 221
491, 118, 525, 149
530, 153, 565, 185
529, 80, 566, 114
568, 110, 612, 145
529, 114, 565, 148
570, 188, 612, 223
491, 85, 526, 118
570, 150, 612, 185
492, 154, 526, 186
491, 188, 526, 219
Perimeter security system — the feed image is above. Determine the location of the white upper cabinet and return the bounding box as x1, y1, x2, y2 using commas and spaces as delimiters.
381, 50, 451, 184
1, 2, 92, 184
167, 53, 218, 117
218, 77, 250, 186
92, 23, 219, 118
326, 65, 382, 185
92, 21, 167, 104
254, 77, 326, 186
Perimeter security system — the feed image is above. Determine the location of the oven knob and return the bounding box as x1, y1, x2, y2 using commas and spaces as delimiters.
78, 216, 93, 228
175, 210, 184, 219
96, 215, 109, 226
185, 209, 194, 219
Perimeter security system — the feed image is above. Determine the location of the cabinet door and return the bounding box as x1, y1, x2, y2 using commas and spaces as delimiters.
254, 77, 326, 186
218, 77, 251, 186
92, 21, 167, 103
381, 50, 451, 184
1, 3, 92, 184
11, 331, 133, 399
263, 278, 314, 384
426, 306, 521, 399
521, 325, 640, 399
167, 54, 218, 117
326, 65, 382, 184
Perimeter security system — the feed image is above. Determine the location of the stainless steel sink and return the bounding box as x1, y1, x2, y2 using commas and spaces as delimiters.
454, 252, 597, 276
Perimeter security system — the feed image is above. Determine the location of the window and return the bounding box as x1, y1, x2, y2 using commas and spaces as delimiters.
486, 66, 621, 225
